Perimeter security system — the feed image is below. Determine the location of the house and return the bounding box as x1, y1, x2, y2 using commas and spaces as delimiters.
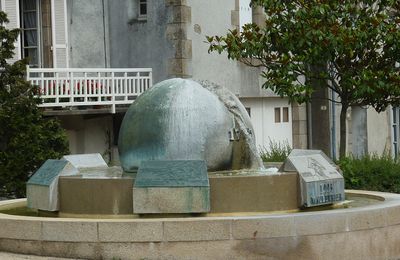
1, 0, 395, 162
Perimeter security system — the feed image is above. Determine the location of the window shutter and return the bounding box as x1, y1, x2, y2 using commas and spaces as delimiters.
3, 0, 21, 63
239, 0, 252, 31
51, 0, 69, 68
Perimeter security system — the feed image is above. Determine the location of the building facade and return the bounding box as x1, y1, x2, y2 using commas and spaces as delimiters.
1, 0, 395, 161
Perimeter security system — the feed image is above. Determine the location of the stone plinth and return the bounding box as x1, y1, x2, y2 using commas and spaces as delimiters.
282, 149, 345, 207
27, 160, 78, 211
133, 160, 210, 214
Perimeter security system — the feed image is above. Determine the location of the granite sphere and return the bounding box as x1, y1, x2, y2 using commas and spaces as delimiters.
118, 78, 235, 172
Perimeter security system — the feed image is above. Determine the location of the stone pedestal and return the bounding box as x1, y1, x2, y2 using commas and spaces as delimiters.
27, 160, 78, 211
282, 149, 345, 207
133, 160, 210, 214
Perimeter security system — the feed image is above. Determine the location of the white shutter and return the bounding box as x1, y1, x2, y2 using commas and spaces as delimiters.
239, 0, 252, 31
3, 0, 21, 63
51, 0, 69, 68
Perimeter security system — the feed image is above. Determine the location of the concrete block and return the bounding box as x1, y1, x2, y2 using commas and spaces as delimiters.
0, 239, 43, 256
171, 39, 192, 59
163, 219, 231, 241
168, 5, 191, 24
0, 218, 41, 240
294, 213, 347, 235
386, 224, 400, 258
232, 216, 295, 239
62, 153, 108, 169
167, 58, 192, 77
348, 208, 387, 231
42, 221, 98, 242
166, 23, 187, 40
292, 120, 307, 135
41, 241, 98, 260
27, 160, 78, 211
98, 221, 163, 242
292, 134, 308, 149
231, 10, 239, 27
386, 205, 400, 225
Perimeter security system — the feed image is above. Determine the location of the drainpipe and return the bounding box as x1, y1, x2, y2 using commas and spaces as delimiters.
102, 0, 108, 68
331, 88, 337, 161
307, 102, 312, 149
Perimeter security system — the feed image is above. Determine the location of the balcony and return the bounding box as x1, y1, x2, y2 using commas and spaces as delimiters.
27, 66, 153, 114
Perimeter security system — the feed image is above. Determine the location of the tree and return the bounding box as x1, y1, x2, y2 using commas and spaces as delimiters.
0, 11, 69, 198
208, 0, 400, 158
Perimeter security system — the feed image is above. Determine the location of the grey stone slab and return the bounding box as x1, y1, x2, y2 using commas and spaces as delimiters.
41, 221, 98, 242
282, 149, 345, 207
135, 160, 208, 187
163, 219, 231, 241
62, 153, 108, 169
98, 221, 163, 242
133, 160, 210, 213
133, 187, 210, 213
232, 216, 295, 239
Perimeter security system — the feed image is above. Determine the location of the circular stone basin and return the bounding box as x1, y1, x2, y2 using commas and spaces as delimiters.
1, 190, 400, 259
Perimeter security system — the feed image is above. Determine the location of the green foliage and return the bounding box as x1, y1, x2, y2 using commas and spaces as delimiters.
208, 0, 400, 157
338, 154, 400, 193
259, 139, 292, 162
0, 11, 69, 198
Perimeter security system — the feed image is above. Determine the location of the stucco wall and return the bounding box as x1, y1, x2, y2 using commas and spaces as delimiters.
107, 0, 173, 83
67, 0, 107, 68
187, 0, 274, 98
367, 108, 391, 155
350, 107, 368, 157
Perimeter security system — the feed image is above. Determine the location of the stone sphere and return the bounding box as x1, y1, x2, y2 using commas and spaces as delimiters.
118, 78, 235, 172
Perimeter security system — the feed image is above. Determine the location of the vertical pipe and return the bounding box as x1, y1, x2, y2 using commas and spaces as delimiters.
331, 88, 337, 161
102, 0, 107, 68
307, 101, 312, 149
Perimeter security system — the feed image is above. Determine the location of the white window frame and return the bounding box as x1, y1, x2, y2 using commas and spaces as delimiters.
20, 0, 42, 67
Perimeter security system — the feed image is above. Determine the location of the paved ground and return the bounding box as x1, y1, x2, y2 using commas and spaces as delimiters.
0, 252, 79, 260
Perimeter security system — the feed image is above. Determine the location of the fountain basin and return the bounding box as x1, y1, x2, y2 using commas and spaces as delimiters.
56, 171, 299, 216
0, 190, 399, 259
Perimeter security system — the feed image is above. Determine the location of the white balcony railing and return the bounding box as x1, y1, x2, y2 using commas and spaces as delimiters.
27, 66, 152, 113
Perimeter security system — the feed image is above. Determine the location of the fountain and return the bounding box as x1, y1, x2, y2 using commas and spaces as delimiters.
1, 78, 400, 259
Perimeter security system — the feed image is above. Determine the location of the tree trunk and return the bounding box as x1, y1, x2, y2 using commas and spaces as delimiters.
339, 104, 348, 158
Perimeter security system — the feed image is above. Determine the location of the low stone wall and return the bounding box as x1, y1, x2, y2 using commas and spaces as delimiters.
1, 190, 400, 259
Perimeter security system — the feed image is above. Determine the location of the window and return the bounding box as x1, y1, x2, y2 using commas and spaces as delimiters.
275, 107, 290, 123
274, 108, 281, 123
283, 107, 289, 122
20, 0, 52, 68
20, 0, 40, 67
138, 0, 147, 19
